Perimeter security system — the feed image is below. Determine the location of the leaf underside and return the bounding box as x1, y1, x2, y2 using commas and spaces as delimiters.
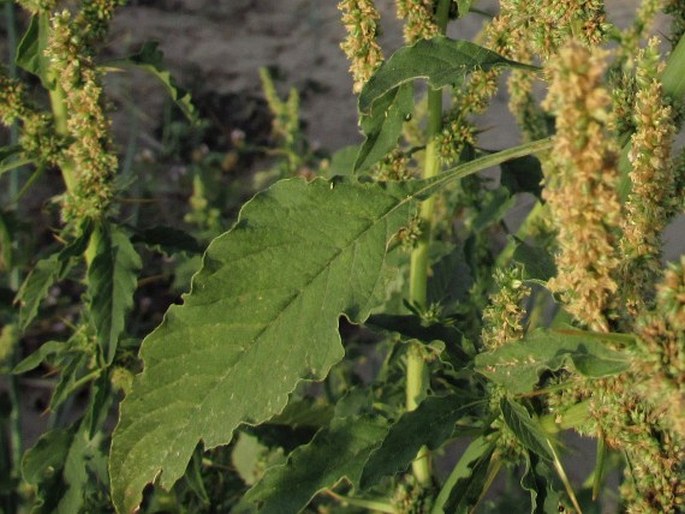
109, 177, 416, 513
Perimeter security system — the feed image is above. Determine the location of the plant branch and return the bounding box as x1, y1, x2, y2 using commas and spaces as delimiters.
406, 0, 451, 487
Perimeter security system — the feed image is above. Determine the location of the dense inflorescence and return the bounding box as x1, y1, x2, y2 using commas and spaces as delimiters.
542, 42, 622, 332
620, 37, 678, 316
44, 1, 123, 222
395, 0, 439, 43
338, 0, 385, 93
0, 73, 64, 165
480, 265, 531, 350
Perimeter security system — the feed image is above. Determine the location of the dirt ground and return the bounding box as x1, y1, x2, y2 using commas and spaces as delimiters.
107, 0, 649, 150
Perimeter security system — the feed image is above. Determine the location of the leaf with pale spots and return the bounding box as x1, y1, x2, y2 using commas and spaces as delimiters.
475, 329, 631, 393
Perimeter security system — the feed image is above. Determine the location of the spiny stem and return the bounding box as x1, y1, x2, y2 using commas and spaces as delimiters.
406, 0, 451, 487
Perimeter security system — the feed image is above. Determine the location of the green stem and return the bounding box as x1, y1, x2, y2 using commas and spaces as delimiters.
38, 12, 77, 193
325, 490, 396, 514
406, 0, 451, 487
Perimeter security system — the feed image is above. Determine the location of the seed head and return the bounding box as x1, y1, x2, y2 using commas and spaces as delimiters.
542, 42, 622, 332
339, 0, 384, 93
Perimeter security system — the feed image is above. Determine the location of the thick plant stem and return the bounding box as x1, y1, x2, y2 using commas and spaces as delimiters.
406, 0, 451, 487
37, 12, 78, 193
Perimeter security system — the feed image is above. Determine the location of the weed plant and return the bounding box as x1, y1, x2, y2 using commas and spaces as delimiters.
0, 1, 684, 513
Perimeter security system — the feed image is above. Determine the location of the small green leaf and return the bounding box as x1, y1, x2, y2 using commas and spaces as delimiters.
88, 224, 142, 364
432, 436, 495, 514
16, 15, 41, 78
326, 145, 359, 177
475, 329, 631, 393
16, 227, 91, 332
360, 394, 472, 488
12, 340, 64, 374
471, 187, 516, 232
16, 253, 60, 332
131, 225, 202, 256
106, 42, 198, 123
456, 0, 473, 17
23, 389, 112, 514
366, 314, 461, 345
500, 155, 544, 199
662, 32, 685, 104
354, 83, 413, 172
500, 398, 554, 461
521, 454, 559, 514
0, 145, 31, 178
366, 314, 469, 365
427, 244, 472, 309
23, 427, 74, 485
511, 239, 556, 284
359, 36, 534, 114
238, 416, 387, 514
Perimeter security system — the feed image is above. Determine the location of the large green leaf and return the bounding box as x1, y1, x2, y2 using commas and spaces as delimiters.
110, 178, 416, 513
354, 83, 413, 172
360, 394, 473, 488
358, 36, 534, 114
110, 139, 553, 514
474, 329, 631, 394
88, 224, 142, 364
237, 416, 387, 513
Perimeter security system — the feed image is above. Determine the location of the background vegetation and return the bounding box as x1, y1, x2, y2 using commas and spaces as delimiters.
0, 1, 684, 513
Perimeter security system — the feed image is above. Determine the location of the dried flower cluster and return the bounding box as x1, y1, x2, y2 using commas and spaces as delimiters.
542, 42, 622, 332
620, 38, 677, 315
0, 73, 63, 165
632, 257, 685, 435
586, 376, 684, 513
481, 265, 531, 350
437, 70, 498, 165
338, 0, 384, 93
45, 3, 121, 221
485, 0, 608, 139
16, 0, 55, 14
395, 0, 439, 43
